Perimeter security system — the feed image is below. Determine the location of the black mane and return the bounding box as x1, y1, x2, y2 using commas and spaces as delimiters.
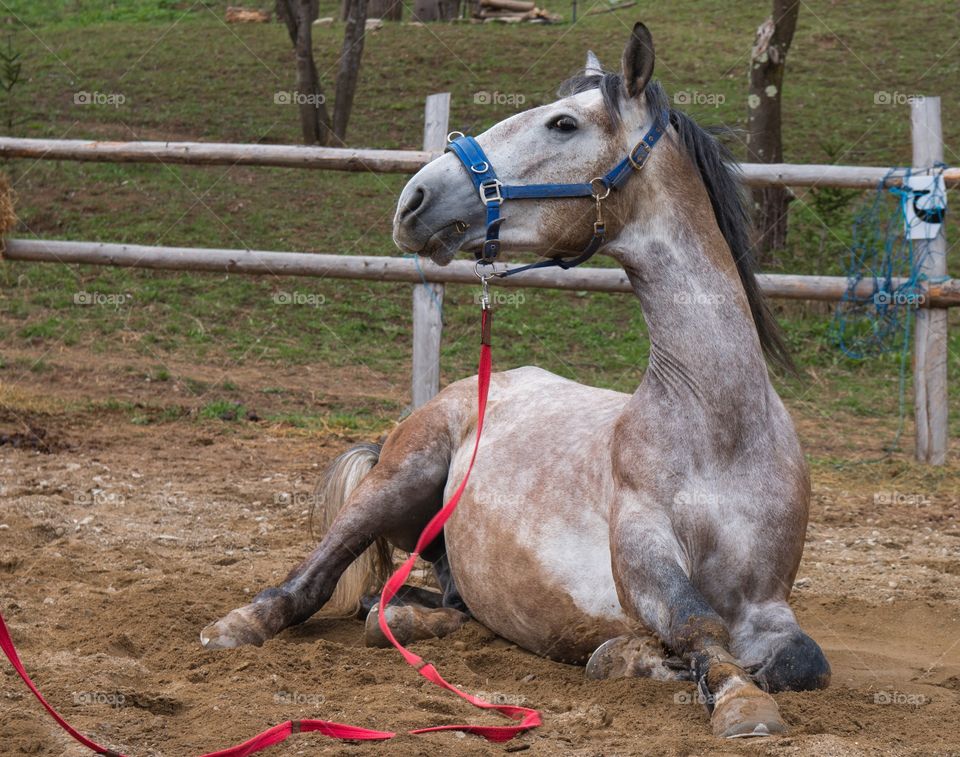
559, 72, 795, 374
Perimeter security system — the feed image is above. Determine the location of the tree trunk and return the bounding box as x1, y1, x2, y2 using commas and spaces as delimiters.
333, 0, 369, 141
277, 0, 331, 145
746, 0, 799, 264
364, 0, 402, 20
412, 0, 460, 21
277, 0, 319, 29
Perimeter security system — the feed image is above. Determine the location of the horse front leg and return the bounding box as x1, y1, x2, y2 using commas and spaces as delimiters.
608, 505, 788, 739
731, 601, 830, 693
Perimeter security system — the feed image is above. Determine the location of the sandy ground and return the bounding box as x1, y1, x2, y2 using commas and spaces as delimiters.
1, 347, 959, 756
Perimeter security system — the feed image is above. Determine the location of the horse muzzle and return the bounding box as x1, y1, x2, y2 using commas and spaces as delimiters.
393, 154, 483, 264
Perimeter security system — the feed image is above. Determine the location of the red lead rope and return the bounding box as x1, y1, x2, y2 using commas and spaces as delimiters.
374, 308, 542, 742
0, 307, 541, 756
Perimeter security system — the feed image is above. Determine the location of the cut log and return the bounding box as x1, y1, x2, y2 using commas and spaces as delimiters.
225, 7, 271, 22
524, 6, 561, 20
480, 0, 534, 12
475, 3, 560, 21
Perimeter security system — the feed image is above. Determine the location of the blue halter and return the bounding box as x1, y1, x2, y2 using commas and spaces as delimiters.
445, 114, 667, 278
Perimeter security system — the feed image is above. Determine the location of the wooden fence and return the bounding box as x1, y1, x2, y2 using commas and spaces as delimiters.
0, 94, 952, 463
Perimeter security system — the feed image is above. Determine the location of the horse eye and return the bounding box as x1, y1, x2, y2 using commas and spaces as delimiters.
549, 116, 578, 132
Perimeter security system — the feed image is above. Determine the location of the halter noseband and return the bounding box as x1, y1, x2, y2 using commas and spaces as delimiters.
445, 114, 667, 278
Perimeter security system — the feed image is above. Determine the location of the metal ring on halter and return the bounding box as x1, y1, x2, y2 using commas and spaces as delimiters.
446, 130, 465, 142
475, 259, 508, 277
470, 161, 490, 174
590, 177, 611, 200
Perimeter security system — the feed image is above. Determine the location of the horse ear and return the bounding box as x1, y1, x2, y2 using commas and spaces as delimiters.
585, 50, 603, 76
621, 22, 655, 98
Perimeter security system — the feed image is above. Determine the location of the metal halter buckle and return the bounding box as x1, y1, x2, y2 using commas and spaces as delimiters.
628, 139, 653, 171
446, 130, 465, 143
479, 179, 503, 204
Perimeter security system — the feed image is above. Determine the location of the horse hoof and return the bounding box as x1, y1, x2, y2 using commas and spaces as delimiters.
364, 604, 422, 648
200, 605, 271, 650
364, 604, 468, 648
586, 635, 679, 681
710, 685, 787, 739
364, 605, 394, 648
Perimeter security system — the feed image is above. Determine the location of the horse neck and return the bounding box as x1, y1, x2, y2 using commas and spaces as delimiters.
609, 153, 774, 435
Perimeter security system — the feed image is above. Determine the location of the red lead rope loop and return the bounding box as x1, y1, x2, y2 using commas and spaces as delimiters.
0, 306, 540, 755
375, 307, 542, 742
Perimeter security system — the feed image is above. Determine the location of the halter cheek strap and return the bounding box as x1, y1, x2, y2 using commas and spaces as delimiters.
445, 114, 667, 278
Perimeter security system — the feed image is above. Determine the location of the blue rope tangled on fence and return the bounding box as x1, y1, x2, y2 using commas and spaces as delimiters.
831, 163, 948, 449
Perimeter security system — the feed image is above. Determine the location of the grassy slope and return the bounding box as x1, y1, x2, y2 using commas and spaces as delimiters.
0, 0, 958, 444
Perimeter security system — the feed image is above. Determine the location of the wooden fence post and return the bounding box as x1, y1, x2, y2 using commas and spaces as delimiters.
911, 96, 949, 464
411, 92, 449, 409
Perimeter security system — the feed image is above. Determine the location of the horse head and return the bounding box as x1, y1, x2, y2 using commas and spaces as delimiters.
393, 23, 662, 266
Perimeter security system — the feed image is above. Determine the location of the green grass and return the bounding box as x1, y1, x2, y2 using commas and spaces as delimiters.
1, 1, 959, 444
0, 2, 227, 28
266, 406, 390, 433
198, 399, 246, 421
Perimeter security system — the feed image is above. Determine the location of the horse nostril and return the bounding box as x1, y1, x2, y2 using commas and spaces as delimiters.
400, 186, 427, 222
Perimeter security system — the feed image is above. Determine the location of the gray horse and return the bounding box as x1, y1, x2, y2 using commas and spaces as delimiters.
202, 22, 830, 739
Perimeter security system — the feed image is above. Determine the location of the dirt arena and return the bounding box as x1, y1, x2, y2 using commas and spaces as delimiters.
2, 347, 959, 756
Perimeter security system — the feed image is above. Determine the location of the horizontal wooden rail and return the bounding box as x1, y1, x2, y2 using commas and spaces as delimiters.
4, 238, 959, 307
0, 136, 957, 189
0, 137, 434, 173
739, 162, 960, 189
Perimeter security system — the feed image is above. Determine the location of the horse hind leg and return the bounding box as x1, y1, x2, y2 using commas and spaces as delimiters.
201, 443, 390, 649
364, 604, 469, 648
362, 541, 471, 648
201, 427, 449, 649
357, 584, 446, 618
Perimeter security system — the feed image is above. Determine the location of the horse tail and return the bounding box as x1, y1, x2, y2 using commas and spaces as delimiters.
309, 442, 394, 617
